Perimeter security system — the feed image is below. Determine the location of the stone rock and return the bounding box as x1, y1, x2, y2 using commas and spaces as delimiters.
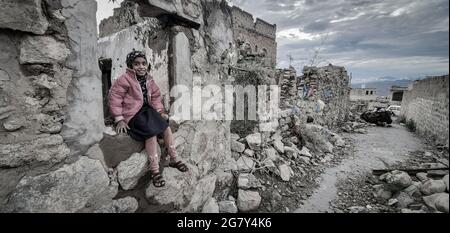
246, 133, 262, 150
334, 137, 345, 147
394, 192, 414, 208
117, 152, 150, 190
4, 157, 109, 212
273, 140, 284, 154
302, 124, 334, 153
237, 190, 261, 212
373, 184, 392, 200
85, 144, 108, 172
243, 149, 255, 158
202, 198, 219, 213
0, 134, 69, 168
401, 209, 426, 213
99, 133, 144, 168
423, 193, 449, 213
145, 167, 197, 209
382, 170, 413, 192
93, 197, 139, 213
278, 164, 293, 182
231, 140, 245, 153
404, 183, 422, 198
420, 179, 447, 196
2, 116, 25, 131
299, 147, 313, 158
298, 156, 311, 164
187, 174, 217, 212
20, 36, 70, 64
264, 147, 281, 162
237, 156, 255, 171
284, 146, 297, 159
444, 175, 449, 192
0, 0, 49, 35
416, 173, 429, 182
215, 170, 234, 189
271, 133, 283, 142
218, 200, 238, 213
427, 170, 449, 177
238, 173, 261, 190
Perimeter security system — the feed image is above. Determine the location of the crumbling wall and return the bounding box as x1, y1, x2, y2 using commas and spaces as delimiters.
295, 65, 351, 129
400, 75, 449, 147
230, 6, 277, 68
277, 68, 298, 108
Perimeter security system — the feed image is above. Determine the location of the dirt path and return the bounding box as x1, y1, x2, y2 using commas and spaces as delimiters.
295, 123, 425, 213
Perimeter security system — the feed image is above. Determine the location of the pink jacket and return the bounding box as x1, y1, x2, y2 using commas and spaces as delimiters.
108, 68, 166, 124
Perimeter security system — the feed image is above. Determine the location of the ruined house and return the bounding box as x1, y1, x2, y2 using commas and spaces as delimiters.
0, 0, 351, 213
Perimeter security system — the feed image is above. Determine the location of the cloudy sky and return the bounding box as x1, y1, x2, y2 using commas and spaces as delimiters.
97, 0, 449, 83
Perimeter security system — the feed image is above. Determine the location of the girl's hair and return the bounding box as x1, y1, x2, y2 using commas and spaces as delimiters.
126, 49, 147, 68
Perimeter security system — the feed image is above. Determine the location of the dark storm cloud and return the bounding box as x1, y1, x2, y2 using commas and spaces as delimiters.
227, 0, 449, 82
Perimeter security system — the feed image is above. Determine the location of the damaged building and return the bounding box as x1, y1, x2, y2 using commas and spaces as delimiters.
0, 0, 351, 213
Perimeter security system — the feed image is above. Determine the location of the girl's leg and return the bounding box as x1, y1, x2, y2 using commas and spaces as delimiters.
145, 136, 159, 173
163, 127, 188, 172
163, 127, 178, 163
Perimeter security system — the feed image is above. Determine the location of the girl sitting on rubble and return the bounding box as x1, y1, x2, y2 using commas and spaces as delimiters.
108, 50, 189, 188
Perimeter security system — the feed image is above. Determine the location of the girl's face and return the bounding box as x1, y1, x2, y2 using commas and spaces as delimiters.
132, 57, 147, 76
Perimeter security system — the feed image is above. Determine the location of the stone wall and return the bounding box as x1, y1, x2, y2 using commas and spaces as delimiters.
295, 65, 351, 129
400, 75, 449, 147
0, 0, 113, 212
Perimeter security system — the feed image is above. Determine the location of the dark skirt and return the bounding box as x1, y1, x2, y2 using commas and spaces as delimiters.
127, 105, 169, 141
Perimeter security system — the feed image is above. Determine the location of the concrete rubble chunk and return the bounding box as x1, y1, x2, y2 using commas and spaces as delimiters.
218, 200, 238, 213
0, 0, 49, 35
423, 193, 449, 213
245, 133, 262, 150
4, 157, 109, 213
117, 152, 150, 190
420, 179, 447, 196
20, 36, 71, 64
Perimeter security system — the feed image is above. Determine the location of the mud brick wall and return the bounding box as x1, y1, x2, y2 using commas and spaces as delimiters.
401, 75, 449, 147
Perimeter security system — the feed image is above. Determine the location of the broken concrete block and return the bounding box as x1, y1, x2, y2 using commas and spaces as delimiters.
0, 0, 49, 35
19, 36, 70, 64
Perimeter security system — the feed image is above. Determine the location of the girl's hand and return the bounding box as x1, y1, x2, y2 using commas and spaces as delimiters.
116, 120, 130, 134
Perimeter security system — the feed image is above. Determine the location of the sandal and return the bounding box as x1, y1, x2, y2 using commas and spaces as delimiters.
151, 172, 166, 188
169, 161, 189, 172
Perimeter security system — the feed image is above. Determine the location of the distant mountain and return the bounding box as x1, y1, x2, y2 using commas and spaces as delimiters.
351, 79, 415, 97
